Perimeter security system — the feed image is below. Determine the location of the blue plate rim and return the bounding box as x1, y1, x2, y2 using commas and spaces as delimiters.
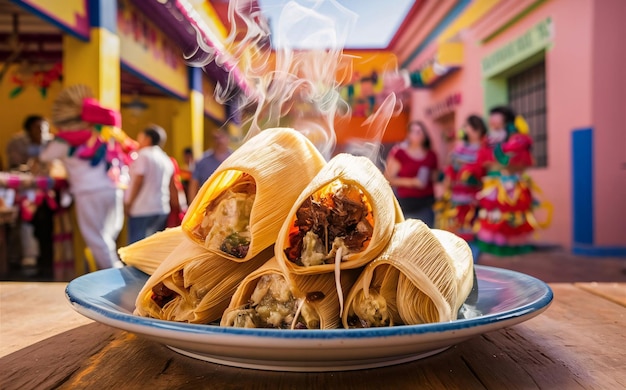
65, 264, 553, 340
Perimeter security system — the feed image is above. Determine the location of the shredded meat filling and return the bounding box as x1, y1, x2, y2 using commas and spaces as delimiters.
151, 282, 176, 308
285, 182, 373, 266
151, 270, 184, 308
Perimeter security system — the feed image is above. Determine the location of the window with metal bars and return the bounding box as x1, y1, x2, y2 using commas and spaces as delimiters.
507, 61, 547, 167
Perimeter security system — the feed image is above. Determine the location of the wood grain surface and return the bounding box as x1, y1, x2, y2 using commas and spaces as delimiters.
1, 283, 624, 389
575, 282, 626, 307
0, 282, 93, 357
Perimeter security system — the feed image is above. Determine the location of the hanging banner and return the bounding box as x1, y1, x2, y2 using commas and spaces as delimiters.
12, 0, 89, 40
117, 0, 188, 99
412, 41, 464, 87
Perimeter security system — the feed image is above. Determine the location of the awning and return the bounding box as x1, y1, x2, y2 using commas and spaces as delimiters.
129, 0, 251, 96
409, 0, 500, 87
410, 40, 463, 87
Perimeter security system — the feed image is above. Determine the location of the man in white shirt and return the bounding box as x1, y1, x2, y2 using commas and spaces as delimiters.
124, 125, 175, 244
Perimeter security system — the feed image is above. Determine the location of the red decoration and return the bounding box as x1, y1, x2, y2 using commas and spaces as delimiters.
8, 62, 63, 99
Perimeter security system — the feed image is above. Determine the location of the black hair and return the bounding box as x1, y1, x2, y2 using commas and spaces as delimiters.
489, 106, 516, 127
143, 125, 167, 147
407, 120, 431, 150
183, 147, 193, 155
23, 115, 44, 133
465, 114, 488, 141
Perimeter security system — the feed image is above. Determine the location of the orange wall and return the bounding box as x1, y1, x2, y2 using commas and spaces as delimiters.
252, 50, 409, 149
337, 50, 408, 146
335, 110, 409, 146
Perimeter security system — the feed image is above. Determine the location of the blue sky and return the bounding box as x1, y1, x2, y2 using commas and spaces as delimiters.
258, 0, 415, 49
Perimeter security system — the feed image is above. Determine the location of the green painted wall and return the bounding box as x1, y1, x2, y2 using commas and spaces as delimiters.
482, 18, 553, 115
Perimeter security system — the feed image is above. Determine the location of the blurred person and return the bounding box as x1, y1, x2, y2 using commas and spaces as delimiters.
179, 146, 194, 201
474, 106, 541, 256
437, 114, 488, 262
183, 146, 195, 172
124, 125, 175, 243
166, 155, 188, 228
187, 128, 232, 203
6, 115, 50, 172
7, 115, 54, 277
385, 120, 439, 227
41, 85, 126, 270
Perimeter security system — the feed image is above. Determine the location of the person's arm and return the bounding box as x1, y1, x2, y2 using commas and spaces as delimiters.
187, 178, 200, 204
169, 173, 180, 211
441, 175, 452, 194
124, 174, 144, 216
187, 159, 204, 204
39, 139, 68, 163
124, 153, 146, 216
6, 136, 29, 168
429, 151, 440, 186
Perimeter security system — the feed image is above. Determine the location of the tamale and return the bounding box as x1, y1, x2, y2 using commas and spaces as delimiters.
134, 238, 273, 324
182, 128, 326, 262
118, 227, 185, 275
275, 153, 403, 275
342, 219, 474, 328
221, 258, 358, 329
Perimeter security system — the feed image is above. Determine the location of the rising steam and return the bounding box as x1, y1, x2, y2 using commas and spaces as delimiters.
179, 0, 401, 159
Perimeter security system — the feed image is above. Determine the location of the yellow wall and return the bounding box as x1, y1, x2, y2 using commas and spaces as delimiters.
0, 64, 64, 167
63, 29, 120, 108
120, 94, 222, 166
120, 95, 178, 155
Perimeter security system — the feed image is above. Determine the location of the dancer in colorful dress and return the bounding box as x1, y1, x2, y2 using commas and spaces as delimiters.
474, 106, 539, 256
41, 85, 136, 269
437, 115, 488, 261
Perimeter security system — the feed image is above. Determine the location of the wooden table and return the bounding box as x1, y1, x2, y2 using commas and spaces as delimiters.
1, 281, 624, 389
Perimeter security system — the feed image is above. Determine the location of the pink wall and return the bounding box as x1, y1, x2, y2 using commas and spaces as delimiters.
592, 0, 626, 246
408, 0, 605, 249
529, 0, 594, 248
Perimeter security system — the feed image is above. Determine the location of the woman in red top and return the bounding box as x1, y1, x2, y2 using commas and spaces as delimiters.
385, 120, 439, 227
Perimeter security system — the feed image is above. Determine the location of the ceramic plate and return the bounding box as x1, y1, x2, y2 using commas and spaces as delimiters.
65, 265, 552, 372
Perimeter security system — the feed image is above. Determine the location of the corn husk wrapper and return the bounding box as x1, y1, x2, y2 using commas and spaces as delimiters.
221, 258, 359, 329
342, 219, 474, 328
134, 238, 273, 324
118, 227, 185, 275
430, 228, 475, 310
182, 128, 326, 262
275, 153, 404, 275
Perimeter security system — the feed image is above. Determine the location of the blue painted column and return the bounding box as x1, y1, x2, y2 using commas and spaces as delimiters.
571, 128, 594, 248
